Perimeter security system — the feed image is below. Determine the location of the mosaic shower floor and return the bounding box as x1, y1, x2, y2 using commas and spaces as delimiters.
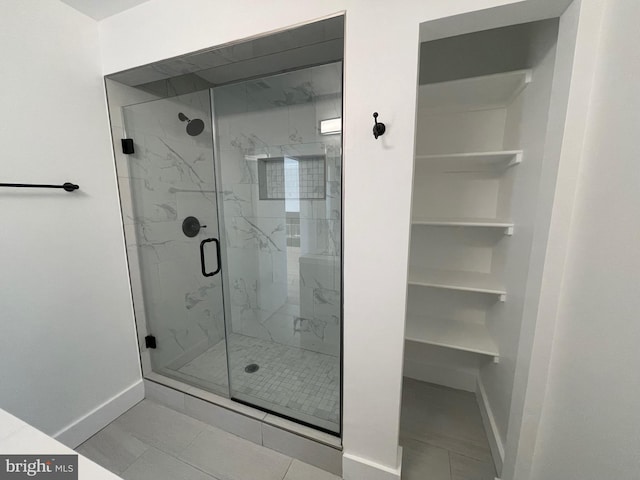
174, 333, 340, 432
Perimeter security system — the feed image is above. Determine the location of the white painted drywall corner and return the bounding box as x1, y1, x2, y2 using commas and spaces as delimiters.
501, 0, 607, 478
529, 0, 640, 478
0, 0, 142, 446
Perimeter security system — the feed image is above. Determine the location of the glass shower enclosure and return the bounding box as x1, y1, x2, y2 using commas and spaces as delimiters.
118, 62, 342, 433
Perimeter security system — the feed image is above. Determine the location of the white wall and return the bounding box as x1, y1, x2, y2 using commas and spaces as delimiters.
97, 1, 578, 477
0, 0, 142, 446
530, 0, 640, 478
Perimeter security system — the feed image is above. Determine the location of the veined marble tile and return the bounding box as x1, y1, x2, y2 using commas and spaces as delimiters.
220, 184, 254, 217
260, 309, 339, 356
287, 103, 318, 144
129, 178, 178, 224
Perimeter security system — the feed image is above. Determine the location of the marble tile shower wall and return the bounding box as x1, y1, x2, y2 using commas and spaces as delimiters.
214, 62, 342, 357
120, 90, 227, 371
111, 62, 342, 377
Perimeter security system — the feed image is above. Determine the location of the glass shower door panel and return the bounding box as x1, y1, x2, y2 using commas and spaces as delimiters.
212, 63, 342, 433
122, 91, 229, 396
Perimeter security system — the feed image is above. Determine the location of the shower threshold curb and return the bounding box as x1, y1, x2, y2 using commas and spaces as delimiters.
144, 372, 342, 450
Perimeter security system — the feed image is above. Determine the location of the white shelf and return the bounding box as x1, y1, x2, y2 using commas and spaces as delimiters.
408, 267, 506, 300
412, 217, 514, 235
418, 69, 532, 112
405, 316, 499, 359
414, 150, 523, 172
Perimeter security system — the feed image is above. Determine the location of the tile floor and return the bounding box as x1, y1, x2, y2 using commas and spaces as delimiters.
400, 378, 497, 480
76, 400, 339, 480
177, 334, 340, 431
78, 380, 495, 480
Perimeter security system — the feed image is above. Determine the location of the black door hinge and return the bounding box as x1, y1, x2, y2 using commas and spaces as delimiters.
145, 335, 157, 349
121, 138, 135, 154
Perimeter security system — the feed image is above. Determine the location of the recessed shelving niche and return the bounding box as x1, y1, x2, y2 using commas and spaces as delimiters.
405, 69, 532, 362
402, 21, 567, 473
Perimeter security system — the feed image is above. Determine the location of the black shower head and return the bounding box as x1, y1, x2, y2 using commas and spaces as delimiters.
178, 112, 205, 136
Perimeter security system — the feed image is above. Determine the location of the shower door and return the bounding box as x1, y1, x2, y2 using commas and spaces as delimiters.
122, 90, 230, 396
212, 62, 342, 433
120, 62, 342, 434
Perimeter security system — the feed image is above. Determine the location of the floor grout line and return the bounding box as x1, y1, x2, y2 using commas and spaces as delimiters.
400, 433, 491, 461
281, 457, 295, 480
146, 443, 225, 480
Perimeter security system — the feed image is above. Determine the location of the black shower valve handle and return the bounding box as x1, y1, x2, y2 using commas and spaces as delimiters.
372, 112, 386, 139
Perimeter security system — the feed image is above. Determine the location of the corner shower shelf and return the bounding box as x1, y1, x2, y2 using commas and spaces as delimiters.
408, 268, 507, 301
412, 217, 514, 235
417, 69, 532, 112
405, 316, 499, 361
414, 150, 523, 172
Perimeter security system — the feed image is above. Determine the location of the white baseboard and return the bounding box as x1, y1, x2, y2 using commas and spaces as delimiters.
54, 379, 144, 448
475, 378, 505, 475
404, 359, 477, 392
342, 447, 402, 480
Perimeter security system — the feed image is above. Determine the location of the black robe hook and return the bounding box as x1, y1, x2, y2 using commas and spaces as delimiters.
372, 112, 386, 139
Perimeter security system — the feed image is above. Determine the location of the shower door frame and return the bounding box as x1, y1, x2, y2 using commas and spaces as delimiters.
105, 16, 346, 439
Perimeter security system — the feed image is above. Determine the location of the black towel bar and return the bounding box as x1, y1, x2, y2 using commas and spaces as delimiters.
0, 182, 79, 192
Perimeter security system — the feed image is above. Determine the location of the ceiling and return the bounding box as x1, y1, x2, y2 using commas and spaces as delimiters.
59, 0, 151, 20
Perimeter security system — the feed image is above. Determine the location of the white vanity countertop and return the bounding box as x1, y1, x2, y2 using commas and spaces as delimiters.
0, 408, 120, 479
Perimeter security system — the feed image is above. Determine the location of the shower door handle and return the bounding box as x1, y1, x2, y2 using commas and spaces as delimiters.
200, 238, 222, 277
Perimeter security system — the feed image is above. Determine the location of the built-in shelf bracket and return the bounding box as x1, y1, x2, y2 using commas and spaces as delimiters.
506, 69, 533, 106
505, 225, 514, 236
507, 151, 524, 168
492, 356, 500, 364
499, 294, 507, 302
